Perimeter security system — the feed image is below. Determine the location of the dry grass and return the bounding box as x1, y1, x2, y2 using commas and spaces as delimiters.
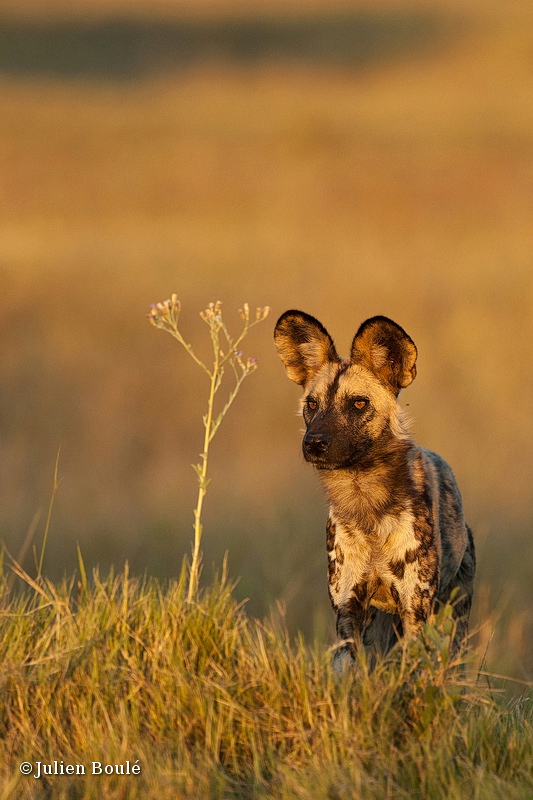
1, 560, 532, 799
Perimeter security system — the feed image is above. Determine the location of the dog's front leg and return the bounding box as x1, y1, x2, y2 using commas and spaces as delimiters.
394, 581, 437, 641
333, 597, 368, 672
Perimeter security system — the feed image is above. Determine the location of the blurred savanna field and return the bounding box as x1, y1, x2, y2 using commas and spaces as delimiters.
1, 0, 533, 681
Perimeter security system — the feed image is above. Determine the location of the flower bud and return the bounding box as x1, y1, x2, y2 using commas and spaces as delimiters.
171, 293, 181, 310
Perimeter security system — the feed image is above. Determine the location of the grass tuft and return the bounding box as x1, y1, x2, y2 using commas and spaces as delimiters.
0, 562, 532, 798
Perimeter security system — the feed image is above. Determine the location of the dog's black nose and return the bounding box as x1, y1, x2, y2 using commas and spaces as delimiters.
303, 431, 331, 456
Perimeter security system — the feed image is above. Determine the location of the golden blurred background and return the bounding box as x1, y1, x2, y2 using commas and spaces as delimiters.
1, 0, 532, 679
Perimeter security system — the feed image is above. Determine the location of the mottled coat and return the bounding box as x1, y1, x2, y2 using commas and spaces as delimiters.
274, 311, 475, 668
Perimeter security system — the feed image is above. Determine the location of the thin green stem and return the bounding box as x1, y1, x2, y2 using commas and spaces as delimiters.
210, 368, 249, 441
219, 319, 262, 369
166, 328, 211, 377
187, 327, 220, 602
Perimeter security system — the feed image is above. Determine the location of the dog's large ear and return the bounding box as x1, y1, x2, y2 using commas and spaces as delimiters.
351, 316, 417, 395
274, 310, 338, 385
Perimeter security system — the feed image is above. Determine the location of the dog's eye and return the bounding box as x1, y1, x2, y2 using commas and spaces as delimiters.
353, 398, 367, 410
306, 398, 318, 411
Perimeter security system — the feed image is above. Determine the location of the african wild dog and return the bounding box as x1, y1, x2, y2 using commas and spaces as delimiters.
274, 311, 475, 669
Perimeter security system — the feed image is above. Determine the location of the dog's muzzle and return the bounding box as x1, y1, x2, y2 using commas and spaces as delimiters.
303, 431, 331, 461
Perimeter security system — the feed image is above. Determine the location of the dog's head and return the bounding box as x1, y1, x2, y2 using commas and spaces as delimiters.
274, 311, 417, 469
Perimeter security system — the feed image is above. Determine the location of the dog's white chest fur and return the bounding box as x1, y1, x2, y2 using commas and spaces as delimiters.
328, 508, 419, 612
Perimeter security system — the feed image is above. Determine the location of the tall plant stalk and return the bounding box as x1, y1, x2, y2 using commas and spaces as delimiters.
148, 296, 269, 601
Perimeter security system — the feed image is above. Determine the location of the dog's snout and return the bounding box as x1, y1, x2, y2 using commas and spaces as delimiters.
303, 431, 331, 456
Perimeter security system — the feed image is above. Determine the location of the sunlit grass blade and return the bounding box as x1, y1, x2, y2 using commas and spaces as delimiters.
37, 446, 62, 580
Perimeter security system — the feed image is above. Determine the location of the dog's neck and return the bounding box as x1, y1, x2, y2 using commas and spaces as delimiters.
318, 438, 416, 534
